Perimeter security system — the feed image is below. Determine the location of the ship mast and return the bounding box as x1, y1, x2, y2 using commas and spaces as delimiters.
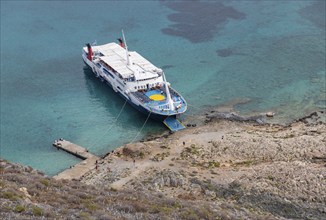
122, 30, 130, 66
163, 72, 175, 111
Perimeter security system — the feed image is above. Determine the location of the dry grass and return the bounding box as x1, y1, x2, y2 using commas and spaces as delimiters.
0, 159, 222, 220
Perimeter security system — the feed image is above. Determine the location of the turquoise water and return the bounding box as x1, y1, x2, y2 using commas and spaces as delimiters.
1, 1, 325, 175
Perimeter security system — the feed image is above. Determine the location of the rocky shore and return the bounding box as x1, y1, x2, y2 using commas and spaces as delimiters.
1, 110, 325, 219
80, 110, 325, 219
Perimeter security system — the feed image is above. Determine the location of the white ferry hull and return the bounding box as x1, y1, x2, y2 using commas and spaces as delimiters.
82, 40, 187, 128
83, 54, 185, 122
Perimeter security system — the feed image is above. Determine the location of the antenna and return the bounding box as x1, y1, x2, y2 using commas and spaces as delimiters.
122, 30, 130, 65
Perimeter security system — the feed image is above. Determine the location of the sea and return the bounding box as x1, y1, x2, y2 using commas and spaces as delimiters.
1, 0, 325, 176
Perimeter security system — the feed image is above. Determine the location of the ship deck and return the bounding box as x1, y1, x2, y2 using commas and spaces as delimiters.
131, 87, 187, 115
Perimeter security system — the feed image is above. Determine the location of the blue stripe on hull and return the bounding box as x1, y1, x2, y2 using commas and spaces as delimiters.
116, 91, 171, 121
126, 96, 171, 122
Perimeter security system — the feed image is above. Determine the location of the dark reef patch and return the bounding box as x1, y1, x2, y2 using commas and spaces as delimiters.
299, 1, 325, 29
161, 1, 246, 43
216, 48, 233, 57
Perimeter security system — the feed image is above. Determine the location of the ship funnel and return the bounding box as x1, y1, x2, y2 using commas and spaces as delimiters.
86, 43, 93, 61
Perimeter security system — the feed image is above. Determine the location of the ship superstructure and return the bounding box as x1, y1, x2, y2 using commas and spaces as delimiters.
82, 33, 187, 131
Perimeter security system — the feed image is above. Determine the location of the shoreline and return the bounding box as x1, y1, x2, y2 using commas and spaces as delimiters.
52, 109, 325, 182
1, 110, 325, 219
75, 109, 326, 218
79, 109, 325, 182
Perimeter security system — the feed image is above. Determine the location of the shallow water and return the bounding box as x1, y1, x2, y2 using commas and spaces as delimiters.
1, 1, 325, 175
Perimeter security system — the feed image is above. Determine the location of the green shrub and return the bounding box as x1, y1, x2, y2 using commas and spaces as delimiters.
2, 191, 21, 201
32, 205, 43, 216
208, 161, 220, 168
14, 205, 26, 213
85, 202, 97, 211
110, 187, 117, 192
0, 180, 6, 188
40, 179, 50, 187
268, 175, 275, 181
79, 212, 90, 219
139, 151, 145, 159
180, 208, 199, 220
233, 160, 254, 166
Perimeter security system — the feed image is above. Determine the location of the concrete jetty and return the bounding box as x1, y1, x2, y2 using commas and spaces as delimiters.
53, 139, 94, 160
53, 139, 100, 180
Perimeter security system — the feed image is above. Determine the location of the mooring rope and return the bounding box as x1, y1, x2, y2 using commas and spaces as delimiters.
110, 99, 128, 128
131, 111, 151, 143
92, 99, 128, 147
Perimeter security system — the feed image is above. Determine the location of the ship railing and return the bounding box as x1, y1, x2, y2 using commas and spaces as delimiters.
147, 100, 183, 112
131, 92, 184, 112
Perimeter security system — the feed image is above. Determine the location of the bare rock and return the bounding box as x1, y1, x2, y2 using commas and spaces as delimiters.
266, 112, 275, 117
152, 169, 187, 188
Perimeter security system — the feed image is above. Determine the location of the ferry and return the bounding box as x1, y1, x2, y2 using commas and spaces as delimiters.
82, 31, 187, 131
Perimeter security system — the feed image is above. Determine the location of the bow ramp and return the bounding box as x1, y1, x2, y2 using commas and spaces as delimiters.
163, 117, 185, 132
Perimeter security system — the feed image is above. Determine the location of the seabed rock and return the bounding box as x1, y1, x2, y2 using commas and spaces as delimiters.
266, 112, 275, 117
206, 111, 266, 124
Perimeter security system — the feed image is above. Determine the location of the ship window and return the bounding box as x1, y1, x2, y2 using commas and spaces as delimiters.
134, 86, 137, 89
103, 68, 115, 79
